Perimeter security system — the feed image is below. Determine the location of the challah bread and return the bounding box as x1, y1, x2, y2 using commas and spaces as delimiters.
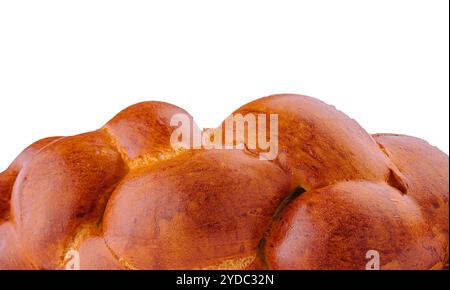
0, 94, 448, 270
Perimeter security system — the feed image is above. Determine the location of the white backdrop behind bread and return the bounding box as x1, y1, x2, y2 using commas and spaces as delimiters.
0, 0, 448, 171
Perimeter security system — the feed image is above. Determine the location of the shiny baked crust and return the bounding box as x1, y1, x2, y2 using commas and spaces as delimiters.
0, 94, 448, 270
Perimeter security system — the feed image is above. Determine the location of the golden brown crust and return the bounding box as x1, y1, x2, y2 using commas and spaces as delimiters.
263, 181, 445, 270
11, 131, 127, 269
0, 137, 61, 222
231, 94, 406, 191
0, 223, 36, 269
373, 134, 449, 264
0, 94, 448, 270
103, 101, 194, 164
77, 237, 124, 270
103, 149, 290, 269
0, 137, 61, 269
257, 132, 448, 270
0, 172, 16, 223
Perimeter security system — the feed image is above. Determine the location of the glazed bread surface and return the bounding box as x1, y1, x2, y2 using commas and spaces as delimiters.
0, 94, 448, 270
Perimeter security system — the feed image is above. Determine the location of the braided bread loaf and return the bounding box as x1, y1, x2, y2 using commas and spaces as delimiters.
0, 94, 448, 270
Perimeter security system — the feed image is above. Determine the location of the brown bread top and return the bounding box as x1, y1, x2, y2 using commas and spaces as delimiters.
0, 94, 448, 269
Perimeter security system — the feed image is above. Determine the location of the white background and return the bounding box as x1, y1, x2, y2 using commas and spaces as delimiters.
0, 0, 448, 171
